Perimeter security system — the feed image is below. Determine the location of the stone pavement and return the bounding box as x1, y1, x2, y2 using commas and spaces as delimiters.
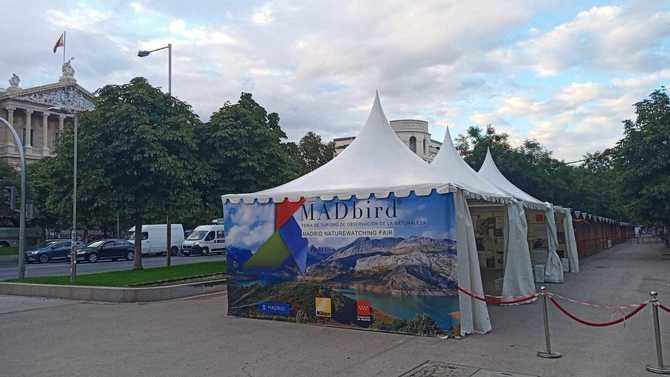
0, 241, 668, 377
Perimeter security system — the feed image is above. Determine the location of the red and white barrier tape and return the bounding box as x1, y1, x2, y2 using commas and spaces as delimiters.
458, 287, 538, 305
550, 292, 646, 311
549, 297, 648, 327
660, 303, 670, 314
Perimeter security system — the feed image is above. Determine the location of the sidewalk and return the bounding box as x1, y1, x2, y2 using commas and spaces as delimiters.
0, 241, 668, 377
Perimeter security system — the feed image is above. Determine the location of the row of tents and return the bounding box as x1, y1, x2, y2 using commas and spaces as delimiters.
222, 93, 634, 336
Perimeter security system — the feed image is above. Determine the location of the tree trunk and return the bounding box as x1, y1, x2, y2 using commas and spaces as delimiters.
133, 214, 143, 270
166, 214, 171, 267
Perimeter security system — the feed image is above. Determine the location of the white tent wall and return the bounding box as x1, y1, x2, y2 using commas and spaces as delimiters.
543, 205, 564, 283
502, 200, 536, 298
456, 191, 492, 335
561, 208, 580, 273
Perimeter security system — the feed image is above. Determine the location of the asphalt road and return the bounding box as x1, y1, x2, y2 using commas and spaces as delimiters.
1, 241, 669, 377
0, 254, 227, 280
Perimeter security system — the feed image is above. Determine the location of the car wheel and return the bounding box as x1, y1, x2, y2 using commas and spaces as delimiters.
0, 241, 10, 247
202, 247, 210, 256
38, 254, 49, 264
170, 246, 179, 256
88, 253, 98, 263
126, 251, 134, 261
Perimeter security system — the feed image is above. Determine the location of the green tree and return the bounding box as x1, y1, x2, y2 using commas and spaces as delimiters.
616, 88, 670, 245
0, 160, 18, 226
299, 131, 336, 173
200, 93, 289, 211
36, 77, 203, 269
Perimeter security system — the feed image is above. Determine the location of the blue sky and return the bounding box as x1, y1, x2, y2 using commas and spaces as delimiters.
2, 0, 669, 160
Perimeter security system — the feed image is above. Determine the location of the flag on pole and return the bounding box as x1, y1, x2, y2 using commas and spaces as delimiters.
53, 32, 65, 53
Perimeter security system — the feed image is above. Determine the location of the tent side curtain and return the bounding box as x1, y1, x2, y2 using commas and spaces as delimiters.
543, 206, 564, 283
561, 208, 580, 273
455, 190, 492, 335
502, 200, 536, 299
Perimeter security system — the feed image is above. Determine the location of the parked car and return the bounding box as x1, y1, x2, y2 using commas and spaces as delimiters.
76, 239, 135, 263
25, 240, 85, 264
181, 224, 225, 256
128, 224, 184, 256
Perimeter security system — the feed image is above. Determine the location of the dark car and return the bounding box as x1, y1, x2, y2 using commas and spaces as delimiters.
25, 240, 85, 264
76, 239, 135, 263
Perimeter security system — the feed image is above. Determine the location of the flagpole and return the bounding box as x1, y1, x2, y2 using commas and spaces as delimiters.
62, 31, 66, 67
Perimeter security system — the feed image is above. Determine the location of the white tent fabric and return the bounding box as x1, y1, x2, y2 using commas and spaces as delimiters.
561, 207, 580, 273
222, 93, 492, 335
222, 92, 445, 204
502, 200, 536, 299
478, 149, 545, 210
430, 130, 534, 300
544, 206, 564, 283
431, 129, 509, 200
456, 190, 492, 335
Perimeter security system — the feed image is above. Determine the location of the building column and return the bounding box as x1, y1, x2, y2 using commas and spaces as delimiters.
25, 109, 33, 152
6, 106, 15, 152
42, 112, 50, 156
58, 115, 65, 141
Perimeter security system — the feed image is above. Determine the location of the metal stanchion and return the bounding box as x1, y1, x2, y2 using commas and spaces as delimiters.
646, 291, 670, 374
537, 286, 562, 359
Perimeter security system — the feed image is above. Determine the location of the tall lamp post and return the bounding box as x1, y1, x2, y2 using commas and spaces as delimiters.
50, 107, 78, 282
138, 43, 173, 266
0, 117, 26, 279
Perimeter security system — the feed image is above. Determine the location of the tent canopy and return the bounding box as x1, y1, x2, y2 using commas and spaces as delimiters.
477, 149, 546, 209
223, 93, 448, 203
430, 129, 510, 202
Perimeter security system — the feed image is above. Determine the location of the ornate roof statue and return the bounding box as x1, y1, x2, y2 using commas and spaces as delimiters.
7, 73, 20, 92
59, 57, 76, 83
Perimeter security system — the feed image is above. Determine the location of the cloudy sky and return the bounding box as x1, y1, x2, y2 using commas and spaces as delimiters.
1, 0, 669, 160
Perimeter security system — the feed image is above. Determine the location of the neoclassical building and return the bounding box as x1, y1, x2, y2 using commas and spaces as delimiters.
0, 61, 94, 168
334, 119, 442, 162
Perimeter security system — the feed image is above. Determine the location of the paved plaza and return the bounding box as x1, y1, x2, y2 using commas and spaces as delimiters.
1, 241, 668, 377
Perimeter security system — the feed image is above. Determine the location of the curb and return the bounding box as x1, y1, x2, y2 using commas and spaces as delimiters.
0, 279, 227, 303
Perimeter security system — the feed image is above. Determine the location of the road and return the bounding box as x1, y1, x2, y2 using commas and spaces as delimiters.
0, 241, 669, 376
0, 254, 227, 280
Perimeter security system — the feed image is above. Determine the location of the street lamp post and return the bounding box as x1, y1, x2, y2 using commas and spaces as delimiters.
50, 107, 78, 282
138, 43, 173, 267
0, 117, 26, 279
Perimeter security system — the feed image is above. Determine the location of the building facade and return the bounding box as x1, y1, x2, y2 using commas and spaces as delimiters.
0, 61, 94, 168
334, 119, 442, 162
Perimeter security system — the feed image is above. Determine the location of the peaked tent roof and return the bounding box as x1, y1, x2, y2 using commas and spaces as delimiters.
223, 93, 448, 203
478, 149, 546, 208
430, 128, 510, 201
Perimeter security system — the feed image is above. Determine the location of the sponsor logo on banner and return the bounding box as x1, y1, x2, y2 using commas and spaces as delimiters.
315, 297, 332, 318
257, 301, 291, 316
356, 299, 371, 322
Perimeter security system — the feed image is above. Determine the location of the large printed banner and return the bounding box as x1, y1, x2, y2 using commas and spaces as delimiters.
224, 191, 460, 336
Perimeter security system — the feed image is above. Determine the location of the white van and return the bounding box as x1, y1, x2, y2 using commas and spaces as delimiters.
128, 224, 185, 256
181, 225, 225, 256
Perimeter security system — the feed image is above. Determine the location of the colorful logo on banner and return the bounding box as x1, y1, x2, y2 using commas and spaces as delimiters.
356, 300, 371, 322
315, 297, 332, 318
257, 302, 291, 316
243, 199, 308, 273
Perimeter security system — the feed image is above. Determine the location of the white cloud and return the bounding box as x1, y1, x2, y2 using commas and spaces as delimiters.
251, 3, 274, 25
46, 7, 111, 30
129, 2, 145, 13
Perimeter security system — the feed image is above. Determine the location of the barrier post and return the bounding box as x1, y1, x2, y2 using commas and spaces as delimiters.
537, 286, 562, 359
646, 291, 670, 374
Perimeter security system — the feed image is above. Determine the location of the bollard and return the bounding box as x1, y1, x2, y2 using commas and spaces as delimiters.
537, 286, 562, 359
646, 291, 670, 374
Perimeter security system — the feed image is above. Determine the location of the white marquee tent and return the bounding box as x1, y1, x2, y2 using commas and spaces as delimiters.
431, 130, 536, 300
478, 150, 580, 282
223, 93, 491, 335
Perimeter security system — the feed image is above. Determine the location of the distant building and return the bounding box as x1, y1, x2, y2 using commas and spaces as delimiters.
0, 60, 94, 168
334, 119, 442, 162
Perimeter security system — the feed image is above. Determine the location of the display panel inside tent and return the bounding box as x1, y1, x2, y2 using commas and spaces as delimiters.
224, 191, 461, 336
470, 203, 506, 296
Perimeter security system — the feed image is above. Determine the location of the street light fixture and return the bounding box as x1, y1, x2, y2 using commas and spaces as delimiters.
137, 43, 173, 267
49, 106, 78, 282
0, 117, 26, 279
